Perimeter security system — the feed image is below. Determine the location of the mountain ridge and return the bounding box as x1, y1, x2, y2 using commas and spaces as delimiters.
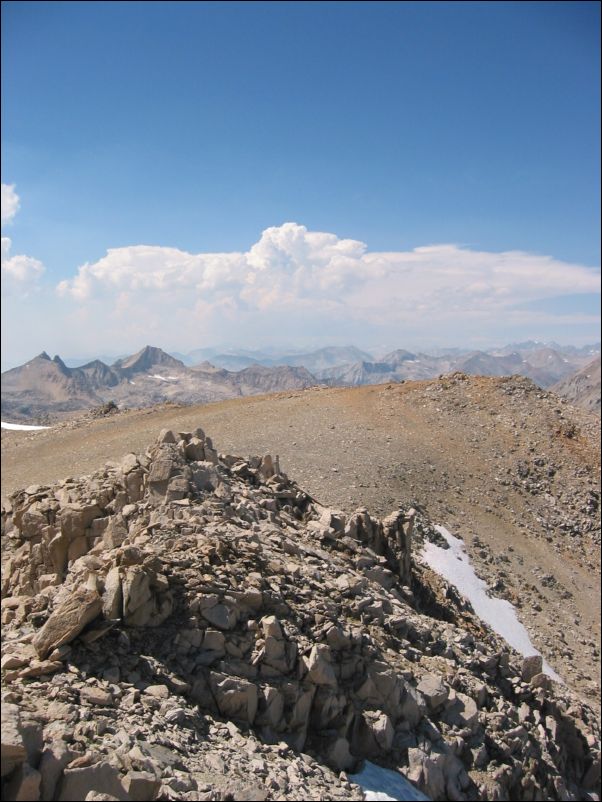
1, 345, 319, 422
2, 342, 600, 423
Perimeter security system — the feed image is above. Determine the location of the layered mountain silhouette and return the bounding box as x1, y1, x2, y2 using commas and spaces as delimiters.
1, 346, 317, 422
314, 343, 599, 390
2, 342, 599, 422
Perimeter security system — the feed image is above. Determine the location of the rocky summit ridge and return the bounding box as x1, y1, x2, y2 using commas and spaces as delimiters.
1, 428, 600, 801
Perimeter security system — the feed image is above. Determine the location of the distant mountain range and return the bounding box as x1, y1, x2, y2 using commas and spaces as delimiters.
1, 346, 317, 422
2, 341, 599, 422
312, 343, 600, 391
166, 345, 375, 373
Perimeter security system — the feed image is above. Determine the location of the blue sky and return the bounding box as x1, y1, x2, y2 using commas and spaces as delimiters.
1, 1, 600, 367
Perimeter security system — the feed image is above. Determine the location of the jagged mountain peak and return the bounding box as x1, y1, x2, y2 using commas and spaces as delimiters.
52, 354, 69, 370
113, 345, 186, 375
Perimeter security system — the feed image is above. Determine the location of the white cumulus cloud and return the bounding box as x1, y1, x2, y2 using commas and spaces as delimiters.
3, 221, 600, 365
1, 183, 20, 225
57, 221, 600, 314
1, 185, 45, 294
1, 236, 45, 289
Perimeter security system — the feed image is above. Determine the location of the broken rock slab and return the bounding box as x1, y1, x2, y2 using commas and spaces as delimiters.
56, 761, 128, 802
416, 674, 449, 711
1, 704, 27, 778
32, 588, 103, 659
521, 654, 543, 683
3, 762, 41, 802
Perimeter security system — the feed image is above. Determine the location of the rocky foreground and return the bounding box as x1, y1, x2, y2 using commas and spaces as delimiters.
1, 428, 600, 801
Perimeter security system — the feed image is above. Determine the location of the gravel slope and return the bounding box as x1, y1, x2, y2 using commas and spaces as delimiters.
2, 375, 600, 707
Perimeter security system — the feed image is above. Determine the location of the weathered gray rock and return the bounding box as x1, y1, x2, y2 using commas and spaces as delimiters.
57, 761, 128, 801
530, 672, 551, 690
60, 504, 102, 542
39, 743, 75, 801
327, 737, 355, 771
3, 762, 41, 801
521, 654, 543, 682
103, 516, 128, 549
184, 437, 205, 462
417, 674, 449, 710
307, 644, 337, 687
80, 686, 114, 707
102, 567, 123, 620
210, 673, 258, 724
399, 682, 425, 728
122, 770, 160, 801
122, 567, 152, 625
368, 711, 395, 751
443, 690, 479, 730
2, 426, 600, 802
1, 704, 26, 777
201, 602, 238, 631
32, 588, 103, 659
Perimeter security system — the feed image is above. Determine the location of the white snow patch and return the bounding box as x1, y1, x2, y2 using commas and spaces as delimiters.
151, 374, 178, 382
1, 421, 50, 431
129, 380, 136, 385
350, 761, 430, 801
421, 525, 562, 682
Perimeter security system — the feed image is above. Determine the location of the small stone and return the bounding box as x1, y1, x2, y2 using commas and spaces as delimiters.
417, 674, 449, 710
144, 684, 170, 699
521, 655, 543, 683
80, 687, 115, 707
123, 770, 160, 801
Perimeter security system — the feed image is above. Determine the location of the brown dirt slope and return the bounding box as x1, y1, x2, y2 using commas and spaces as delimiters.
2, 374, 600, 705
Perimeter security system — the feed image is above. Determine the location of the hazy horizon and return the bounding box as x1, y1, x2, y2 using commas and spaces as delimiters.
2, 336, 600, 374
